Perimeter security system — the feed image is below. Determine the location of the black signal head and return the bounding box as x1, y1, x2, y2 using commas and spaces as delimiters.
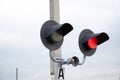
78, 29, 109, 56
40, 20, 62, 50
79, 29, 96, 56
40, 20, 73, 50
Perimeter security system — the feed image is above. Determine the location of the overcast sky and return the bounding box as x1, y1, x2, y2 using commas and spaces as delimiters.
0, 0, 120, 80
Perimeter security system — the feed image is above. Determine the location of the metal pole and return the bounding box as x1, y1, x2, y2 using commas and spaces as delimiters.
16, 68, 18, 80
49, 0, 61, 80
50, 0, 60, 22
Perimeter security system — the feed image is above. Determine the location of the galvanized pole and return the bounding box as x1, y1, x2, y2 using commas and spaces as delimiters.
49, 0, 61, 80
16, 68, 18, 80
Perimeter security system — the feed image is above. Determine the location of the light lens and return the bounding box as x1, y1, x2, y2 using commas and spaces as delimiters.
87, 37, 98, 49
51, 32, 63, 42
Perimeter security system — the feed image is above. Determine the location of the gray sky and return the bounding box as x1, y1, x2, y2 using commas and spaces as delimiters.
0, 0, 120, 80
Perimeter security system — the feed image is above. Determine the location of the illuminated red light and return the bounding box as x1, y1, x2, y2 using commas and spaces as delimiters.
87, 37, 98, 49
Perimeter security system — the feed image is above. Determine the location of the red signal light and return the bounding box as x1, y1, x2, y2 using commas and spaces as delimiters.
79, 29, 109, 56
87, 37, 98, 49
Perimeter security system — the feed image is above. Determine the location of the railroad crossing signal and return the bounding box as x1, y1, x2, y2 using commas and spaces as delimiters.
40, 20, 73, 50
78, 29, 109, 56
40, 20, 110, 80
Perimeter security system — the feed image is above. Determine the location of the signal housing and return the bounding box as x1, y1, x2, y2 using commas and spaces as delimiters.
79, 29, 109, 56
40, 20, 73, 50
